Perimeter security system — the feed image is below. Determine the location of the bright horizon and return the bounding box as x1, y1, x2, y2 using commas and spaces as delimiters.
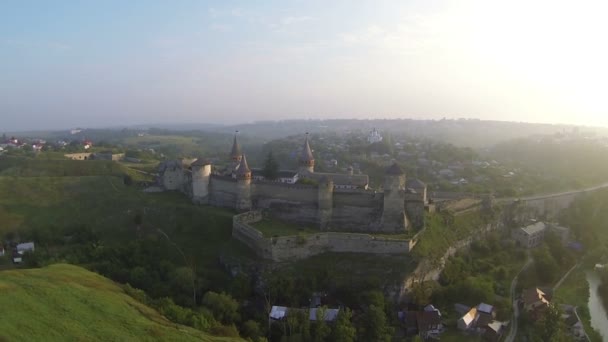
2, 0, 607, 131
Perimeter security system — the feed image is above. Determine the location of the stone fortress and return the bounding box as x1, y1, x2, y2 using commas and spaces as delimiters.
158, 133, 433, 234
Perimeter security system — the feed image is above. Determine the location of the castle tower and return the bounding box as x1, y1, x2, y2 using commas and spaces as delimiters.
191, 158, 211, 204
230, 131, 243, 171
299, 133, 315, 175
317, 176, 334, 230
235, 154, 252, 211
381, 162, 408, 232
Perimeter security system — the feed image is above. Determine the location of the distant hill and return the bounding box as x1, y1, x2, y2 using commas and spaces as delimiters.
0, 264, 240, 341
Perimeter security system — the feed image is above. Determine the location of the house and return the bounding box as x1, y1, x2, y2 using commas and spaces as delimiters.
522, 288, 550, 313
476, 303, 496, 327
16, 242, 35, 254
398, 311, 419, 336
309, 308, 340, 322
416, 310, 442, 339
268, 305, 340, 323
458, 307, 478, 330
457, 303, 497, 332
439, 169, 455, 179
251, 169, 299, 184
12, 250, 22, 264
512, 222, 546, 248
454, 303, 471, 316
483, 321, 506, 341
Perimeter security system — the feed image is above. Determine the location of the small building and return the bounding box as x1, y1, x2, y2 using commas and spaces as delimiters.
251, 169, 299, 184
368, 128, 383, 144
522, 288, 550, 316
16, 242, 35, 254
458, 307, 477, 330
12, 250, 22, 264
416, 310, 442, 339
483, 321, 506, 341
512, 222, 546, 248
0, 245, 5, 256
269, 305, 340, 323
476, 303, 496, 327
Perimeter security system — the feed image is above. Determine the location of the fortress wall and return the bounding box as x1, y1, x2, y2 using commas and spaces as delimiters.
253, 183, 319, 224
333, 191, 378, 208
268, 232, 412, 261
326, 232, 414, 254
231, 211, 413, 262
209, 177, 237, 208
232, 211, 272, 259
330, 206, 379, 231
523, 192, 582, 219
253, 182, 318, 203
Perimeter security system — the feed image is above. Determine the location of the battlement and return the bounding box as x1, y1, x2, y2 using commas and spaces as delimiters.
232, 211, 416, 261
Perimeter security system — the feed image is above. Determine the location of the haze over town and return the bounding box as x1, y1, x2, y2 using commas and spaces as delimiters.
2, 0, 608, 131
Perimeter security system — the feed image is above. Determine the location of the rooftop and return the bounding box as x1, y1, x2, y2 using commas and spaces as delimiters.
521, 222, 546, 235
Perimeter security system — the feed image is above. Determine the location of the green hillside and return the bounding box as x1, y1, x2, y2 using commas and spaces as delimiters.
0, 264, 240, 341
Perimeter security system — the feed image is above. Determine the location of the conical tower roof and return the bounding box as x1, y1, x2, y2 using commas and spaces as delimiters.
236, 154, 251, 176
385, 162, 404, 175
230, 133, 242, 159
300, 133, 314, 162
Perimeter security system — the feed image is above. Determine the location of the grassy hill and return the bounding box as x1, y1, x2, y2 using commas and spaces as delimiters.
0, 264, 240, 341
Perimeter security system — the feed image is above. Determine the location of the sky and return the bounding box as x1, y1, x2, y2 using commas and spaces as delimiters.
1, 0, 607, 131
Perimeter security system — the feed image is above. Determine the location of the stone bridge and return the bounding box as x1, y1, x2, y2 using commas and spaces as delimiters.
496, 181, 608, 219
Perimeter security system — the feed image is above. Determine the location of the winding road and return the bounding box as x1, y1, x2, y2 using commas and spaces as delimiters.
504, 255, 533, 342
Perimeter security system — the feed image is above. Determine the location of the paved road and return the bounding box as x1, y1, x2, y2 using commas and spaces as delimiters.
553, 262, 580, 292
504, 256, 533, 342
573, 306, 592, 342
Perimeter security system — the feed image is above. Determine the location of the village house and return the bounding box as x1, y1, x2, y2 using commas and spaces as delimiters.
512, 222, 546, 248
16, 242, 35, 254
268, 306, 340, 323
399, 305, 443, 339
521, 288, 550, 314
457, 302, 504, 338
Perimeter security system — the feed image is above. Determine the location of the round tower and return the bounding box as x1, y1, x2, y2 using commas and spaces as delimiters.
381, 162, 408, 232
317, 176, 334, 230
299, 133, 315, 175
235, 154, 252, 212
191, 158, 211, 204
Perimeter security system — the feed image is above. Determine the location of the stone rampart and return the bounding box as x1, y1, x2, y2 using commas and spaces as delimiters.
232, 211, 416, 262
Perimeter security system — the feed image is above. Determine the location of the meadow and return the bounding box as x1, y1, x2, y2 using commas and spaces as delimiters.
0, 264, 240, 341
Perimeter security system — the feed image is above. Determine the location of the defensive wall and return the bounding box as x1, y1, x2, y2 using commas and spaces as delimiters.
232, 211, 418, 262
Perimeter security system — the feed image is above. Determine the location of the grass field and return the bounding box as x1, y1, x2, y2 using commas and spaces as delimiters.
252, 218, 319, 237
0, 155, 256, 281
0, 264, 240, 342
0, 155, 151, 181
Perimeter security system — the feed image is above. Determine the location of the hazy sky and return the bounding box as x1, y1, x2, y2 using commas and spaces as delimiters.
1, 0, 607, 131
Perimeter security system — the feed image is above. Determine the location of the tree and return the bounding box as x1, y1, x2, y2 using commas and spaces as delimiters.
358, 305, 392, 342
262, 151, 279, 180
311, 306, 331, 342
532, 304, 568, 342
330, 308, 356, 342
202, 291, 240, 324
